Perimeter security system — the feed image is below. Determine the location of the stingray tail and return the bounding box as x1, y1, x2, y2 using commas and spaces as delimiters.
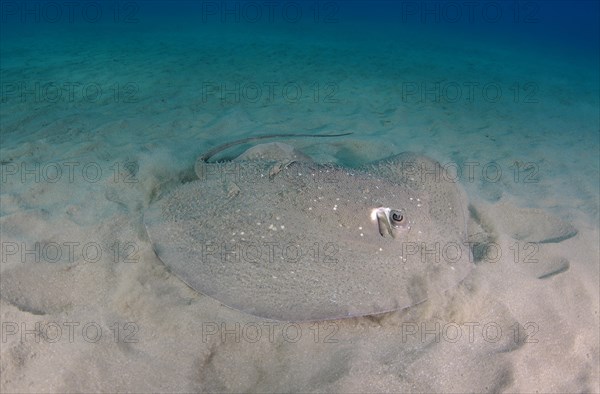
197, 132, 353, 163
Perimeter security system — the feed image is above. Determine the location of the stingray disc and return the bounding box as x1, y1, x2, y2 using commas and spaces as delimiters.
145, 158, 472, 321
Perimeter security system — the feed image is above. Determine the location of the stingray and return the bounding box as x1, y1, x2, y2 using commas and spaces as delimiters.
144, 134, 473, 321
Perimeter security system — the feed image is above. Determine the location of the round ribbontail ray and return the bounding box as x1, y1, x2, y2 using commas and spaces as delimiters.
144, 143, 473, 321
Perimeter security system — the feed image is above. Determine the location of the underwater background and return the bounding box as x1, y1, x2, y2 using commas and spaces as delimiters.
1, 0, 598, 222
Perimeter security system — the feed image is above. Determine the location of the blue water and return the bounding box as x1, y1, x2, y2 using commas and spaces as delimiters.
2, 1, 598, 218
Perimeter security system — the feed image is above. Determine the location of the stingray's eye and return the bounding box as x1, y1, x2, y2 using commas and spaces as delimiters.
389, 210, 404, 227
372, 207, 410, 238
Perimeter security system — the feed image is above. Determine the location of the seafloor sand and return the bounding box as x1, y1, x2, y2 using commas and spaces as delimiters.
1, 21, 599, 393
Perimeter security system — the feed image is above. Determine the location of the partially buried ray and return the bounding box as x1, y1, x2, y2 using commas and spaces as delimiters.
144, 136, 473, 321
